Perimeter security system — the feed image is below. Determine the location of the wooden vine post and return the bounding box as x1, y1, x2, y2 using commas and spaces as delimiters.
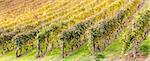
61, 32, 65, 58
92, 35, 95, 57
14, 38, 22, 57
36, 38, 40, 58
16, 45, 21, 57
90, 29, 96, 60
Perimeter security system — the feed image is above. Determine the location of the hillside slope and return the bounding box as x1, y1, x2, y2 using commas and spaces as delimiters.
0, 0, 150, 61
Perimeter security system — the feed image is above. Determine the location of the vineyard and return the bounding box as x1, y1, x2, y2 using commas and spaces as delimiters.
0, 0, 150, 61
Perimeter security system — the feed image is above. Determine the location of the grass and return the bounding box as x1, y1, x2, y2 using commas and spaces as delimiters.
140, 33, 150, 54
63, 43, 91, 61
